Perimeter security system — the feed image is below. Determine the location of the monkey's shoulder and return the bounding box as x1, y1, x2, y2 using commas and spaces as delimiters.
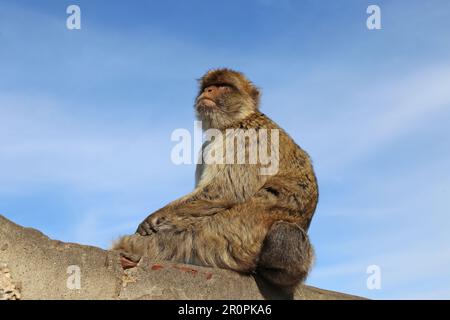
236, 111, 278, 130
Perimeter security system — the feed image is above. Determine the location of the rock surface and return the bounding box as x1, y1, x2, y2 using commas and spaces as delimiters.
0, 215, 363, 300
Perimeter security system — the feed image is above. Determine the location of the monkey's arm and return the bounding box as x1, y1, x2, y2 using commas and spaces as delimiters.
137, 165, 268, 235
136, 195, 231, 235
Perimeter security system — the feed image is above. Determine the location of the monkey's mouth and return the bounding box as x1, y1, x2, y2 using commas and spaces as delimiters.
196, 98, 219, 111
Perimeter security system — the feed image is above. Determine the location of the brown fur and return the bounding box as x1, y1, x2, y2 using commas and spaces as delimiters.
113, 68, 318, 293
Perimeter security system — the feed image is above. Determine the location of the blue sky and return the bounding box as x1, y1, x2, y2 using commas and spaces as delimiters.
1, 0, 449, 299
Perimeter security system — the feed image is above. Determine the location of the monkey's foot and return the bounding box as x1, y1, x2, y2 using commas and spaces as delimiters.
119, 253, 142, 270
136, 214, 177, 235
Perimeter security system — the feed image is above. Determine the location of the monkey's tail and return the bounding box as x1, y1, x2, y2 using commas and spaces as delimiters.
257, 221, 315, 289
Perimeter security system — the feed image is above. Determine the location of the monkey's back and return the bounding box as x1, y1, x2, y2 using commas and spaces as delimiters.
245, 111, 319, 230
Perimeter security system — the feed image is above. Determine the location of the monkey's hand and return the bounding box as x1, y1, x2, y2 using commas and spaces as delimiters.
136, 198, 233, 235
136, 211, 179, 236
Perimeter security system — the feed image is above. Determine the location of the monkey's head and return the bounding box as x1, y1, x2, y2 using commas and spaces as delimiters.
195, 68, 260, 129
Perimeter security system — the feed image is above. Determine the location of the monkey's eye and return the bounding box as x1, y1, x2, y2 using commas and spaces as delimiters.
201, 83, 235, 93
216, 83, 235, 90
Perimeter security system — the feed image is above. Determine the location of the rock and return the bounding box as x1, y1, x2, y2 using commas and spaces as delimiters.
0, 215, 363, 300
0, 263, 21, 300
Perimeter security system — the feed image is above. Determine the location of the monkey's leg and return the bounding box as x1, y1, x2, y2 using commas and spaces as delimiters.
112, 228, 197, 265
113, 205, 311, 283
256, 221, 314, 291
113, 203, 272, 272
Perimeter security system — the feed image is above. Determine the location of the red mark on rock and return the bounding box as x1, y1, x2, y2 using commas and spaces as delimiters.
173, 265, 198, 276
151, 264, 164, 270
205, 272, 213, 280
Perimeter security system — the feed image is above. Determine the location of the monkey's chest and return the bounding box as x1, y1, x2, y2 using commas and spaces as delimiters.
195, 163, 224, 188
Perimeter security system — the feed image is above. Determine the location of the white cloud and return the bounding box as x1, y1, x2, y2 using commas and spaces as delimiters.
313, 245, 450, 297
0, 92, 188, 195
301, 64, 450, 175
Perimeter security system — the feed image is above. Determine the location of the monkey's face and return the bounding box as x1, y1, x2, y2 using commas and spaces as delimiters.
196, 84, 236, 113
195, 69, 260, 129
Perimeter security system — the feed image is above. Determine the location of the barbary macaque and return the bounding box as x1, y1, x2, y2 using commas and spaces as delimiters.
113, 68, 318, 294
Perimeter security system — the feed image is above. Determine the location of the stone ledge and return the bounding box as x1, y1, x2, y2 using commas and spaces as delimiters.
0, 215, 363, 300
